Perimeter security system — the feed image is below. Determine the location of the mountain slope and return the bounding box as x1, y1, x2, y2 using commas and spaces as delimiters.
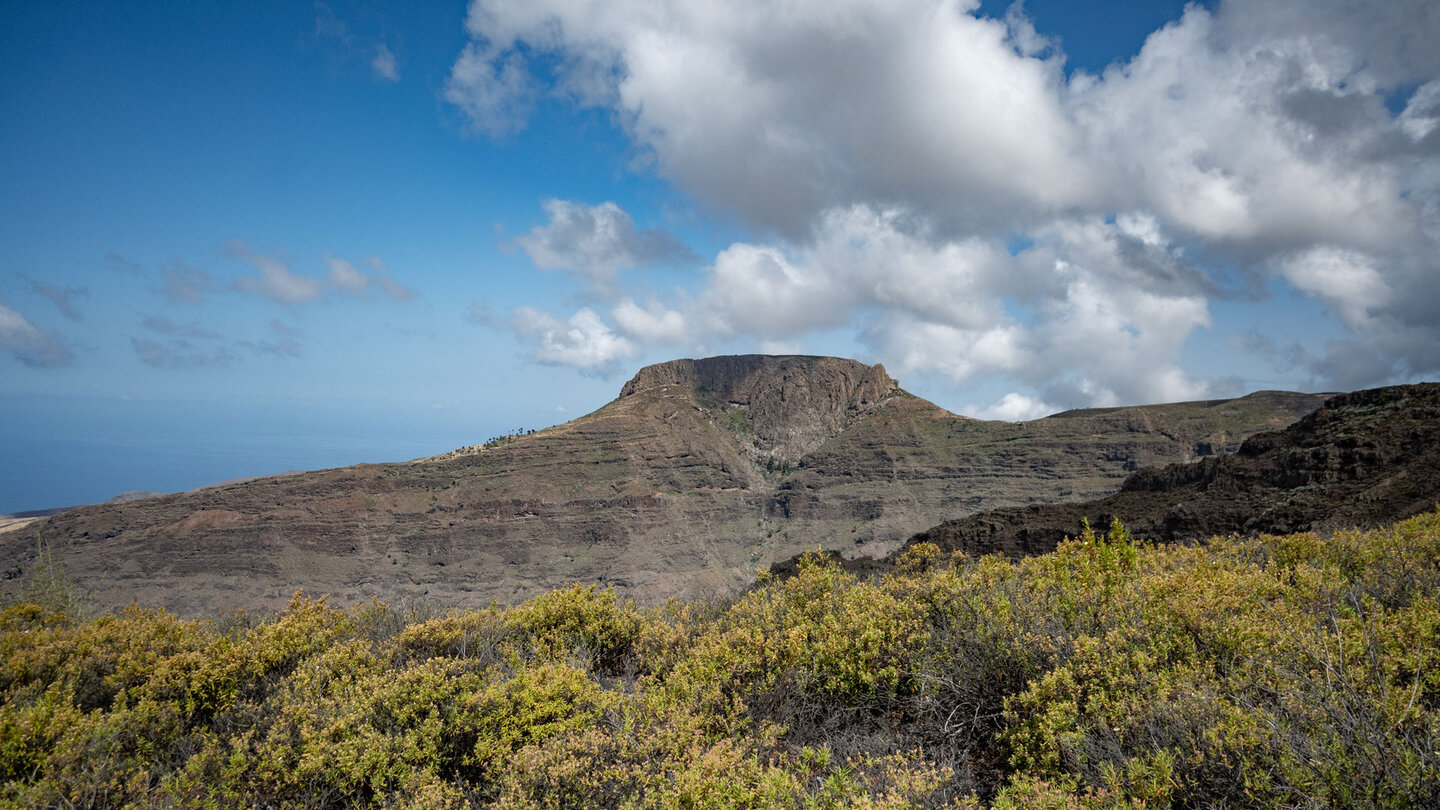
1, 355, 1325, 615
905, 382, 1440, 559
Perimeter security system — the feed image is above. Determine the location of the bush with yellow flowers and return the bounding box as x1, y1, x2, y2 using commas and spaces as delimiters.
3, 511, 1439, 807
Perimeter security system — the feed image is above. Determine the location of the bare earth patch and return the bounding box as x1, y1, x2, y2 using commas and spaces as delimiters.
0, 516, 41, 535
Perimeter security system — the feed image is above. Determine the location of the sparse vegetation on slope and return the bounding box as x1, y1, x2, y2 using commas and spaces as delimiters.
5, 512, 1439, 807
0, 356, 1324, 617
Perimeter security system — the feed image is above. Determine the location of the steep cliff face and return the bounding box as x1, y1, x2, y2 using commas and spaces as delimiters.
619, 355, 900, 461
1, 355, 1327, 616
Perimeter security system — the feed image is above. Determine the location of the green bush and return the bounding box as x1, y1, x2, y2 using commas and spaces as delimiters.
3, 512, 1439, 807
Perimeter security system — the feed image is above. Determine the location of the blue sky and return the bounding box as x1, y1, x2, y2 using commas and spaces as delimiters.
2, 0, 1438, 512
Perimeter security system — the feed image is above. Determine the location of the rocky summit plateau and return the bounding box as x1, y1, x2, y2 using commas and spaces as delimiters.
1, 355, 1327, 616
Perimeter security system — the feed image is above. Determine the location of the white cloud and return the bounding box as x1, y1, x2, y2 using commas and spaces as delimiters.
864, 317, 1029, 383
372, 44, 400, 82
456, 0, 1440, 403
700, 242, 848, 339
513, 203, 1218, 410
325, 257, 371, 294
1070, 5, 1414, 253
445, 45, 534, 137
1279, 247, 1391, 332
611, 297, 689, 344
972, 392, 1057, 421
0, 299, 73, 368
228, 241, 324, 305
509, 306, 635, 374
1399, 81, 1440, 143
229, 242, 414, 305
449, 0, 1096, 237
516, 200, 696, 289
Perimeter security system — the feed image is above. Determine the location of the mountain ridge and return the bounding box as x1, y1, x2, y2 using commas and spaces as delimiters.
893, 382, 1440, 562
1, 355, 1327, 615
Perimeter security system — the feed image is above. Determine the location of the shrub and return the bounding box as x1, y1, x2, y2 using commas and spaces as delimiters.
508, 584, 643, 675
3, 513, 1439, 808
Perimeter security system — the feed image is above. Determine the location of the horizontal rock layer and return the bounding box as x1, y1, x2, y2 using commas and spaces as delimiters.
2, 356, 1326, 615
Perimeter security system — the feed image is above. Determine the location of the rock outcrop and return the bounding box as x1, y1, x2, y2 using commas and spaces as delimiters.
620, 355, 899, 461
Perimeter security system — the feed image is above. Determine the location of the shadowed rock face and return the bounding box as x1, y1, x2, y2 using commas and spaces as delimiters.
620, 355, 898, 461
1, 355, 1326, 616
901, 383, 1440, 562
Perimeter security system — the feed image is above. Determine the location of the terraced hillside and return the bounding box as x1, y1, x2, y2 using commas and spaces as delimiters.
1, 355, 1325, 615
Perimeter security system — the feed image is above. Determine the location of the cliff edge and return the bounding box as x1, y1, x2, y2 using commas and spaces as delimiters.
619, 355, 903, 461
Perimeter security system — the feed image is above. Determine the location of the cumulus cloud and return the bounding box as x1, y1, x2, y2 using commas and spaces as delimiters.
453, 0, 1440, 403
1278, 247, 1391, 332
516, 200, 697, 289
504, 201, 1219, 402
0, 299, 73, 368
445, 45, 534, 137
509, 306, 635, 374
611, 297, 690, 344
447, 0, 1090, 236
972, 392, 1058, 422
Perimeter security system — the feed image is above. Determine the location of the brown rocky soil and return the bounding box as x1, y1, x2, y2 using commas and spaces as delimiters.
1, 355, 1326, 616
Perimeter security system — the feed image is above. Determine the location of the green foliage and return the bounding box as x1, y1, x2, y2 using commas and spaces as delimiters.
508, 583, 642, 674
3, 514, 1440, 806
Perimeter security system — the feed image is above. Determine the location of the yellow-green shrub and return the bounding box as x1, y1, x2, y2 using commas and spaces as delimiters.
671, 554, 926, 706
508, 583, 643, 673
3, 513, 1439, 808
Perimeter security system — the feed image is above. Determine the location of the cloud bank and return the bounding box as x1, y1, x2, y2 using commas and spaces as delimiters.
452, 0, 1440, 412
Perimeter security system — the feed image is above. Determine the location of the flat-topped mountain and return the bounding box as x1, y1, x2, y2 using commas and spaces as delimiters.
1, 355, 1325, 615
902, 382, 1440, 560
620, 355, 899, 461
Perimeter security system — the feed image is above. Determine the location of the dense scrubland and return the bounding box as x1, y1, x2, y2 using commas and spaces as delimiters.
4, 512, 1439, 808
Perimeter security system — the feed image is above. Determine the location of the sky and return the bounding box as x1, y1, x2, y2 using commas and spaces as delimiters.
2, 0, 1438, 513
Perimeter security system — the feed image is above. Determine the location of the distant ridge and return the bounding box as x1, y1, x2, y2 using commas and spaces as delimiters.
898, 382, 1440, 561
1, 355, 1326, 615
